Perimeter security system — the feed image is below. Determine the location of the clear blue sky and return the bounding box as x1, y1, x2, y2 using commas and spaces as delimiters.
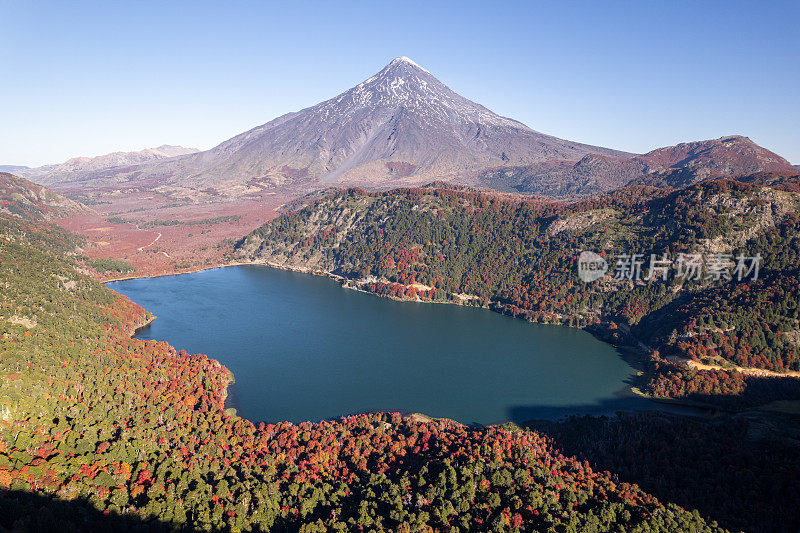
2, 0, 798, 166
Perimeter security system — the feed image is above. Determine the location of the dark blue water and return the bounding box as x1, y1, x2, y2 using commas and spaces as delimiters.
109, 265, 652, 425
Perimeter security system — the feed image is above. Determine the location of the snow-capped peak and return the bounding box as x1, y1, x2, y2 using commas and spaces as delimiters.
388, 56, 429, 73
336, 55, 526, 130
79, 56, 633, 192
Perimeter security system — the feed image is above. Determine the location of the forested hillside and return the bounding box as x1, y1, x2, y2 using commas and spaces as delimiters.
0, 212, 727, 531
0, 172, 93, 221
237, 180, 800, 401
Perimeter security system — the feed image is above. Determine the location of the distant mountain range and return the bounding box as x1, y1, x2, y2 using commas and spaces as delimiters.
8, 57, 797, 199
0, 165, 30, 174
16, 145, 198, 185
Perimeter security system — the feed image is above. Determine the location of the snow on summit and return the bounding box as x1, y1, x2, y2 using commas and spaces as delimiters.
55, 57, 631, 191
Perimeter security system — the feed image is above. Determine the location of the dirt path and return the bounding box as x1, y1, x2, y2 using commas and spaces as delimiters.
137, 231, 161, 251
668, 356, 800, 378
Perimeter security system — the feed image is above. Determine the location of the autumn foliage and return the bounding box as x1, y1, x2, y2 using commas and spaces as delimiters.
0, 214, 722, 531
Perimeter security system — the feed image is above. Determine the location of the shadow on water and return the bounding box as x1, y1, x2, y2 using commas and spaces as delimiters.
506, 395, 714, 424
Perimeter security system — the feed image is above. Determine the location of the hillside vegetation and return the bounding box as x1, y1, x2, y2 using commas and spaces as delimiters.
0, 172, 93, 221
237, 180, 800, 402
0, 212, 726, 531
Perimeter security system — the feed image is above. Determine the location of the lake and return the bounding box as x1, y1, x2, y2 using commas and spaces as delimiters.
109, 265, 653, 425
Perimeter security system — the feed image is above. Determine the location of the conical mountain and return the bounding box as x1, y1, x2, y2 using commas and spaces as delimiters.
50, 57, 631, 194
193, 56, 630, 186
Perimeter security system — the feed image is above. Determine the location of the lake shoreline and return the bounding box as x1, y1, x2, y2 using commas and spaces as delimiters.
100, 260, 251, 283
111, 262, 692, 425
109, 260, 725, 422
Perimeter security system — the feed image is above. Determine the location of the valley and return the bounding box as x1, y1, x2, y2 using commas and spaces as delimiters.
1, 210, 736, 532
2, 34, 800, 533
3, 186, 800, 531
53, 189, 288, 280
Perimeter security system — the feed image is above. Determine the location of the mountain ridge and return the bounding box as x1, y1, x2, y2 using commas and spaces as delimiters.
18, 145, 199, 185
20, 58, 797, 200
477, 135, 798, 197
0, 172, 94, 220
0, 165, 30, 174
